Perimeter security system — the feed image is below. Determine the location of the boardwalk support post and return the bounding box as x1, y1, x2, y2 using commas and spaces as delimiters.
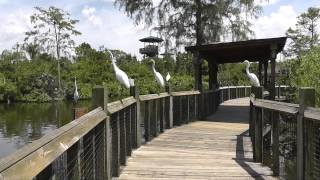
251, 86, 263, 162
92, 86, 110, 180
166, 85, 173, 128
297, 87, 315, 180
130, 85, 141, 148
272, 111, 280, 176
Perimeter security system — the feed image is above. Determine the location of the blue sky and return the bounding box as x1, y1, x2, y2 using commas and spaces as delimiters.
0, 0, 319, 58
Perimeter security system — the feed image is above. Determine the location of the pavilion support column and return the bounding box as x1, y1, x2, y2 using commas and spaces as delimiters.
263, 61, 268, 89
270, 44, 277, 100
213, 62, 218, 89
193, 51, 203, 91
258, 61, 263, 84
208, 61, 213, 90
208, 61, 218, 90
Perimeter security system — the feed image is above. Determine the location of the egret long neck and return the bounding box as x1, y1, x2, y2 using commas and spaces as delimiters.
111, 60, 118, 70
245, 63, 250, 75
74, 79, 77, 91
151, 64, 156, 74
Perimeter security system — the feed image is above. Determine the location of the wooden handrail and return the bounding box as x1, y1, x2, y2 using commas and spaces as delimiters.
249, 87, 319, 178
171, 90, 200, 96
0, 108, 107, 178
304, 107, 320, 121
107, 96, 136, 114
0, 85, 274, 179
251, 98, 299, 114
139, 93, 169, 101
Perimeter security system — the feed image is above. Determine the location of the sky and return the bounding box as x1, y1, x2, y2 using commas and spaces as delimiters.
0, 0, 319, 59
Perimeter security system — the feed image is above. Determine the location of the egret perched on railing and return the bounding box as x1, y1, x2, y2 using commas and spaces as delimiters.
243, 60, 260, 87
166, 72, 171, 82
107, 49, 130, 88
150, 59, 165, 87
74, 77, 79, 102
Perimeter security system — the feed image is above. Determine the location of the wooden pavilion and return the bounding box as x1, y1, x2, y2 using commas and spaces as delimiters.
185, 37, 287, 100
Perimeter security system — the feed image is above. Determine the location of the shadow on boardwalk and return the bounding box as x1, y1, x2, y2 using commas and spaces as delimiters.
205, 97, 250, 124
119, 98, 276, 180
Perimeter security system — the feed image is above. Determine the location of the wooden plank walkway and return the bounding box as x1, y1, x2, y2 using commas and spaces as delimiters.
119, 98, 276, 180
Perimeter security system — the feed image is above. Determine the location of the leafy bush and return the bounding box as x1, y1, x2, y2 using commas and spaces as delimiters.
290, 47, 320, 106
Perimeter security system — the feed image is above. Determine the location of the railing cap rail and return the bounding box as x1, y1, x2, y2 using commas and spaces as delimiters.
139, 93, 170, 101
171, 90, 200, 96
305, 107, 320, 121
107, 96, 136, 114
0, 107, 107, 178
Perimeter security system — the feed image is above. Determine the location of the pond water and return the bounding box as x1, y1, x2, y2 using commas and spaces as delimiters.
0, 100, 91, 159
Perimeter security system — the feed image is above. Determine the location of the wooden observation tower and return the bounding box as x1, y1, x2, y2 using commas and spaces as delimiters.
139, 36, 163, 58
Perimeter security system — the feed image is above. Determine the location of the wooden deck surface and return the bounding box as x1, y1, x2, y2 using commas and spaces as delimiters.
119, 98, 276, 180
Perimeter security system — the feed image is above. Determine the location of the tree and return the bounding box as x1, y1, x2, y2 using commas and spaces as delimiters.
115, 0, 262, 48
25, 6, 81, 89
291, 47, 320, 105
286, 7, 320, 59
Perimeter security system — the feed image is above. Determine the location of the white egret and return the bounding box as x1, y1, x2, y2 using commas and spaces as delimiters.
243, 60, 260, 87
73, 77, 79, 102
107, 49, 130, 88
165, 72, 171, 82
150, 59, 165, 87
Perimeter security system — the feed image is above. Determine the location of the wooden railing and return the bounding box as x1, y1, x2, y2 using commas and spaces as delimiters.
250, 87, 320, 179
0, 85, 272, 180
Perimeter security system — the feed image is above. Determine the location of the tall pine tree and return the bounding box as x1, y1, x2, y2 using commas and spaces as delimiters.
115, 0, 262, 49
286, 7, 320, 59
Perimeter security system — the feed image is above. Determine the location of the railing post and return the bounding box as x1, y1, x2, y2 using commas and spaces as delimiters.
272, 111, 280, 176
251, 86, 263, 162
73, 107, 88, 119
92, 85, 108, 110
92, 86, 110, 180
187, 95, 190, 122
130, 86, 141, 148
166, 85, 173, 128
297, 87, 315, 180
236, 86, 238, 98
144, 101, 151, 141
153, 99, 159, 136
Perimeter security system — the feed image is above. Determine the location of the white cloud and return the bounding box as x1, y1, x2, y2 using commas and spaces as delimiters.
81, 6, 102, 26
76, 7, 150, 59
0, 9, 32, 50
253, 5, 297, 38
255, 0, 279, 6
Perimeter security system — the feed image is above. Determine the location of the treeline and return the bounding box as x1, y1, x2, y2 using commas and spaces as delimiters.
0, 42, 198, 102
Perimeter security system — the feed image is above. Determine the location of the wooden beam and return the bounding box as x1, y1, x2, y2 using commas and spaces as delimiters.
213, 62, 218, 89
92, 85, 108, 111
258, 62, 262, 84
130, 86, 141, 148
208, 61, 214, 90
297, 88, 315, 180
193, 51, 202, 91
251, 86, 263, 162
270, 44, 277, 100
208, 61, 218, 90
263, 61, 268, 88
166, 85, 174, 128
272, 111, 280, 176
92, 86, 110, 180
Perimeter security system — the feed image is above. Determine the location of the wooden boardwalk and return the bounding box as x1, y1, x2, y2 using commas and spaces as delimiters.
119, 98, 276, 180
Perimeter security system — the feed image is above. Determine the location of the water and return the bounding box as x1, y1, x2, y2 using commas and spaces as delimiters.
0, 100, 91, 159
